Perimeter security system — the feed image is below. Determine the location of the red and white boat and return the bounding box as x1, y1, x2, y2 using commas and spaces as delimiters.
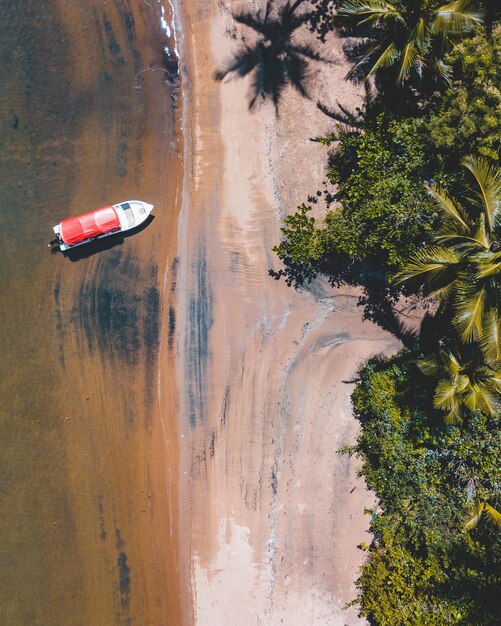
49, 200, 154, 251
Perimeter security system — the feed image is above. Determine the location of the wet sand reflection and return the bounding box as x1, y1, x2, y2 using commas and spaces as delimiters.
0, 1, 182, 624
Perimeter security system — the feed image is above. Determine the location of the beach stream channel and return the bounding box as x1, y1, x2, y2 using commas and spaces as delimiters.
0, 1, 182, 624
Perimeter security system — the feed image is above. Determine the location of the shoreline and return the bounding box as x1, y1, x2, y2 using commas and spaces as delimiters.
174, 1, 401, 623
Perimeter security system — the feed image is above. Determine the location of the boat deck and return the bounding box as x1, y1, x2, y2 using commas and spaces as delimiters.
121, 203, 136, 227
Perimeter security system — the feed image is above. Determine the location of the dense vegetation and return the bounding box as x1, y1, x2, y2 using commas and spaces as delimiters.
426, 25, 501, 166
274, 25, 501, 282
272, 2, 501, 622
350, 351, 500, 624
274, 113, 438, 276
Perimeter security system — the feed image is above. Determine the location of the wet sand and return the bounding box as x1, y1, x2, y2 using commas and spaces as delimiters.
0, 1, 182, 624
176, 1, 401, 624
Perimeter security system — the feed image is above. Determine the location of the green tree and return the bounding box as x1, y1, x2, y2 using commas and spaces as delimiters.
427, 24, 501, 164
322, 114, 438, 268
418, 344, 501, 422
273, 113, 438, 282
334, 0, 484, 85
270, 203, 325, 286
396, 157, 501, 361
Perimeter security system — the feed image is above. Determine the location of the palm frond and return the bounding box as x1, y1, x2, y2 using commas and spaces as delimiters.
488, 372, 501, 394
462, 156, 501, 232
369, 41, 401, 73
418, 356, 441, 377
444, 407, 460, 424
484, 503, 501, 527
336, 0, 403, 26
345, 39, 393, 80
471, 215, 491, 250
432, 57, 453, 84
434, 233, 489, 251
432, 0, 484, 36
453, 286, 486, 342
455, 373, 471, 393
411, 17, 429, 45
424, 183, 469, 231
434, 379, 459, 410
345, 55, 372, 81
426, 281, 456, 303
495, 211, 501, 234
463, 383, 497, 416
476, 252, 501, 279
464, 499, 485, 531
395, 246, 460, 286
489, 370, 501, 393
443, 350, 461, 377
480, 309, 501, 364
397, 42, 421, 84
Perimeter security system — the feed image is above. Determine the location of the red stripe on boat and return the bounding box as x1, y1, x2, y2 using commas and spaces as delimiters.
59, 205, 120, 245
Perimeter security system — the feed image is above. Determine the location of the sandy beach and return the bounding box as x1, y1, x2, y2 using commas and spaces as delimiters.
175, 1, 401, 623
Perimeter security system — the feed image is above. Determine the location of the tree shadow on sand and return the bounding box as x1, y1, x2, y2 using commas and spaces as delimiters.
315, 73, 423, 132
214, 0, 329, 112
271, 250, 420, 347
270, 79, 426, 347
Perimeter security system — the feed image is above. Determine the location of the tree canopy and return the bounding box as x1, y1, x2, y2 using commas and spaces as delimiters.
426, 24, 501, 164
333, 0, 484, 85
350, 351, 501, 625
273, 113, 439, 290
396, 157, 501, 361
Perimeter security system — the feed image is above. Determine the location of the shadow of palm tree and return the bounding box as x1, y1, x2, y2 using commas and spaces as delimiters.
214, 0, 326, 112
315, 75, 422, 133
270, 251, 420, 347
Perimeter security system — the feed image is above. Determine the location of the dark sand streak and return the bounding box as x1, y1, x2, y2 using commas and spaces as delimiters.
185, 245, 213, 427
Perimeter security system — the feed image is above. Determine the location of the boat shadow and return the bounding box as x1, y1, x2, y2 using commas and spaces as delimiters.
61, 214, 155, 261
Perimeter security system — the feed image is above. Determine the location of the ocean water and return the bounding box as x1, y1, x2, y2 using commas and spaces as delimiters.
0, 1, 181, 623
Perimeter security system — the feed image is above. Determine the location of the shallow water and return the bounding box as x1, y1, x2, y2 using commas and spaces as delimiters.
0, 1, 182, 623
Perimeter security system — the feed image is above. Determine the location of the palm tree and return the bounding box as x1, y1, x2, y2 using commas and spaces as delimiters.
419, 345, 501, 422
396, 157, 501, 364
334, 0, 484, 85
214, 0, 323, 110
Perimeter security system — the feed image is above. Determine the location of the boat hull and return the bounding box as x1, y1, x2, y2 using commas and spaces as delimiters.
52, 201, 154, 251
